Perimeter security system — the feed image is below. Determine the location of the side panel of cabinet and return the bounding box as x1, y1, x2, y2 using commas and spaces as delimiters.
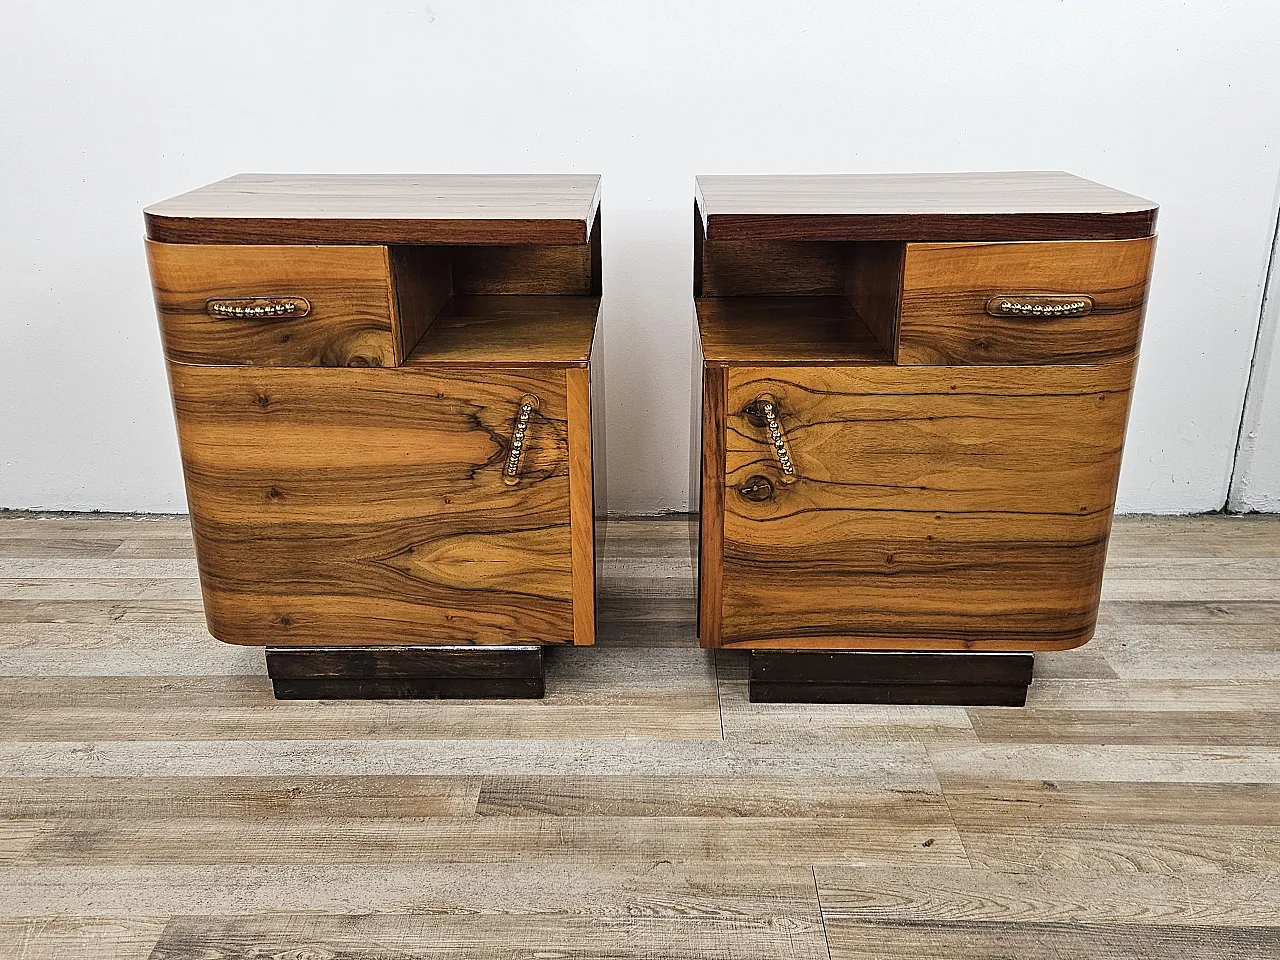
168, 362, 575, 646
717, 360, 1137, 650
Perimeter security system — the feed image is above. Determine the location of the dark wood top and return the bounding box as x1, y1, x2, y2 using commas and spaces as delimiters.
697, 297, 891, 365
405, 296, 600, 365
145, 174, 602, 245
695, 172, 1157, 242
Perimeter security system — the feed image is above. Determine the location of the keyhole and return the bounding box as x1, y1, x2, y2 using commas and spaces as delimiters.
738, 475, 774, 502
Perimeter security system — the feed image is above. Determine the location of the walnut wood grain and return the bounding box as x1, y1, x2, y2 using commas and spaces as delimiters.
698, 362, 727, 648
404, 296, 599, 365
696, 297, 890, 365
145, 173, 601, 245
389, 246, 452, 358
450, 244, 594, 295
146, 240, 399, 367
696, 172, 1158, 242
567, 365, 595, 645
167, 362, 576, 647
846, 241, 903, 360
716, 360, 1138, 650
898, 237, 1157, 364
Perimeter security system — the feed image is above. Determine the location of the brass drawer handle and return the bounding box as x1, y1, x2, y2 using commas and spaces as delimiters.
745, 393, 797, 484
986, 296, 1093, 318
207, 296, 311, 320
503, 394, 540, 485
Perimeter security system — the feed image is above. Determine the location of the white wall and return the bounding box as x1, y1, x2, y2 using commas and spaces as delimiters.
1230, 211, 1280, 511
2, 1, 1279, 514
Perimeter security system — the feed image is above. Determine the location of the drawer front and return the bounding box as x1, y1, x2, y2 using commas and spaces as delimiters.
898, 236, 1155, 364
715, 360, 1136, 650
147, 240, 399, 367
169, 362, 574, 646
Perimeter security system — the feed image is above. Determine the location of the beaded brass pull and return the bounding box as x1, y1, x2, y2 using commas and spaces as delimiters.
503, 395, 540, 485
985, 296, 1093, 318
745, 393, 797, 484
207, 296, 311, 320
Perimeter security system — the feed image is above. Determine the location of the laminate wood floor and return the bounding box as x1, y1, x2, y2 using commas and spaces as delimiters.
1, 514, 1278, 959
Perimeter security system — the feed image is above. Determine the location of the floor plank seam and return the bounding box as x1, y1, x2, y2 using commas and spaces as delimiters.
812, 865, 835, 960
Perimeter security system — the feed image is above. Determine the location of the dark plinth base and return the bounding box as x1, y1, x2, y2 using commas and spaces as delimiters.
265, 645, 545, 700
748, 651, 1033, 705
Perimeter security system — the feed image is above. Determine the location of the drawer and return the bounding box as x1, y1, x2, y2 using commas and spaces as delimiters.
703, 359, 1137, 650
169, 362, 576, 646
146, 240, 400, 367
897, 236, 1155, 364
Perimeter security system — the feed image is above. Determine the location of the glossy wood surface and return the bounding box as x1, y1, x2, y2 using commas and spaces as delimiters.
898, 237, 1156, 365
168, 362, 576, 647
405, 296, 599, 365
147, 240, 399, 367
713, 360, 1137, 650
567, 365, 595, 645
696, 297, 891, 365
145, 174, 602, 245
698, 362, 727, 647
696, 171, 1158, 241
2, 514, 1278, 959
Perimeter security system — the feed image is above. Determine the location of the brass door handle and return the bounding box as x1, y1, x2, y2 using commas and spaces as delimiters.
986, 296, 1093, 318
503, 394, 540, 485
206, 296, 311, 320
744, 393, 797, 484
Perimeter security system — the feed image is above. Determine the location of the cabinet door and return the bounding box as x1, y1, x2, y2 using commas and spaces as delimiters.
169, 363, 574, 646
716, 360, 1136, 650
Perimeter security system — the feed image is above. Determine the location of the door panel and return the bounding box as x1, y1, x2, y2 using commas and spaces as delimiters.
168, 362, 573, 646
720, 360, 1137, 650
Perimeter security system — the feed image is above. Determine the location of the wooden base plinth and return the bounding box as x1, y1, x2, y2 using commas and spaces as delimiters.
265, 645, 545, 700
748, 651, 1033, 705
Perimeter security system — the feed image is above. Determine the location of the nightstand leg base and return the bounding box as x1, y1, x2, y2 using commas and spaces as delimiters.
748, 651, 1032, 705
265, 645, 545, 700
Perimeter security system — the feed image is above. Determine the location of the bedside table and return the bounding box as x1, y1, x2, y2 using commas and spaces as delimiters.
692, 172, 1157, 704
145, 174, 604, 698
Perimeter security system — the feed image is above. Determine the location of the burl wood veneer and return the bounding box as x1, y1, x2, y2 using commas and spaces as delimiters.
146, 175, 604, 697
693, 172, 1157, 702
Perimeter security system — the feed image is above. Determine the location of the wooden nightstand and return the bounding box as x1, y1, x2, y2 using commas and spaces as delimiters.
693, 172, 1157, 704
145, 174, 604, 698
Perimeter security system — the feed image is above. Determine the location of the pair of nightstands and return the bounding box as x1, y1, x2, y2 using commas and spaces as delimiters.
145, 172, 1156, 704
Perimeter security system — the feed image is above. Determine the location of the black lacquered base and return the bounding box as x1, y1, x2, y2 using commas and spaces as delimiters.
748, 651, 1033, 705
265, 645, 545, 700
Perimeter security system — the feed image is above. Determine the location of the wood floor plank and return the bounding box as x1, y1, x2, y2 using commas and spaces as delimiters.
0, 539, 124, 559
0, 517, 191, 539
927, 744, 1280, 783
1024, 679, 1280, 710
21, 816, 967, 868
1106, 516, 1280, 558
953, 821, 1280, 873
967, 709, 1280, 745
815, 865, 1280, 925
0, 740, 938, 783
0, 863, 819, 920
717, 681, 978, 743
0, 675, 722, 741
0, 599, 206, 624
0, 579, 202, 601
1097, 600, 1280, 626
823, 919, 1277, 960
941, 780, 1280, 827
0, 559, 198, 579
0, 917, 166, 960
0, 777, 482, 820
0, 623, 214, 651
147, 912, 830, 960
475, 776, 945, 819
